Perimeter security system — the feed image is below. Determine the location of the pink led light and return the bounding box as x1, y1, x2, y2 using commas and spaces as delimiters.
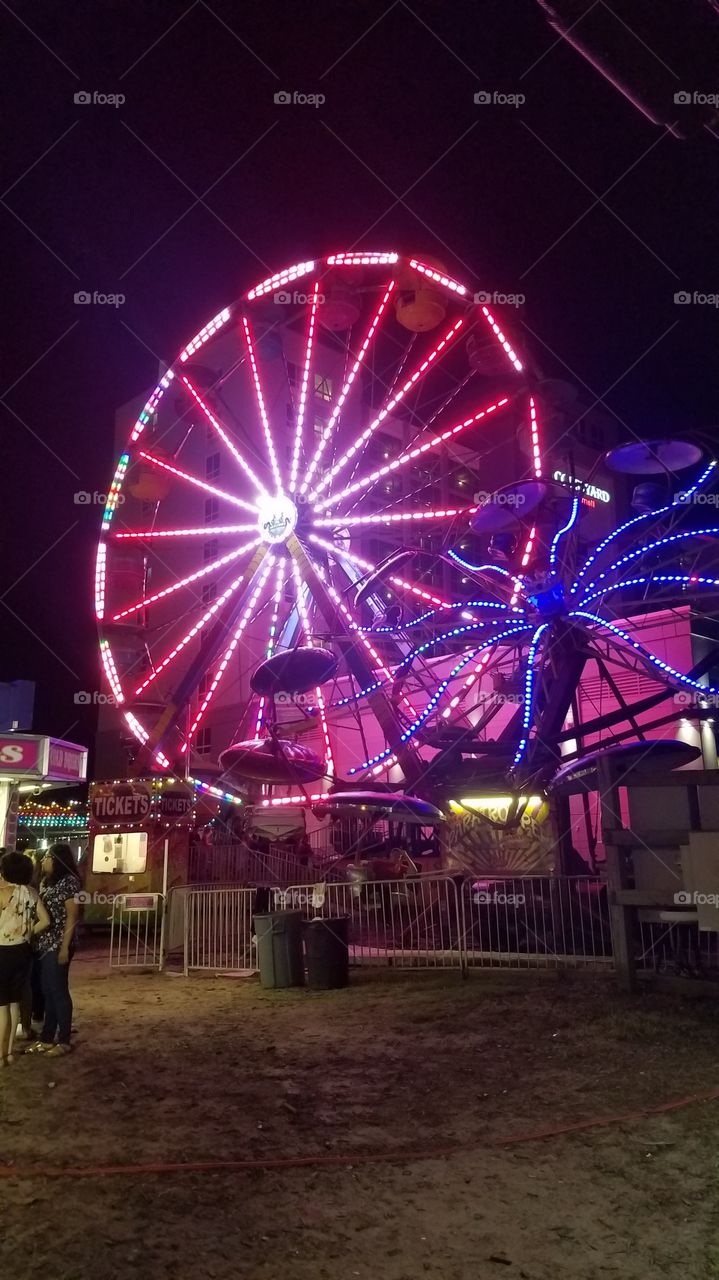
100, 640, 125, 705
181, 375, 268, 496
122, 711, 171, 771
313, 395, 510, 513
480, 306, 523, 373
95, 543, 107, 620
179, 308, 231, 363
138, 451, 258, 514
246, 261, 315, 301
129, 373, 173, 444
241, 316, 283, 493
255, 560, 286, 737
312, 505, 473, 528
291, 555, 335, 776
115, 525, 255, 540
310, 317, 466, 502
300, 283, 395, 496
326, 252, 398, 266
181, 555, 275, 752
261, 792, 325, 807
289, 281, 320, 495
408, 258, 467, 295
528, 396, 542, 479
111, 538, 260, 622
134, 567, 252, 696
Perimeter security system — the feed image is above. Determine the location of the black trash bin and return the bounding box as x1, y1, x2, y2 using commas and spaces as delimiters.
254, 911, 304, 989
303, 915, 350, 989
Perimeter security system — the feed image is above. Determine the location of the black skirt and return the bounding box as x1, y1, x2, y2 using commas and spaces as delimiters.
0, 942, 32, 1004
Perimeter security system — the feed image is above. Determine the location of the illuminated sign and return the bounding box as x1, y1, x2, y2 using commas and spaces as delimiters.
553, 471, 611, 506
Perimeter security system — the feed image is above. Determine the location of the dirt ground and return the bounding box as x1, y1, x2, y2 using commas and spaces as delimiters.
2, 952, 719, 1280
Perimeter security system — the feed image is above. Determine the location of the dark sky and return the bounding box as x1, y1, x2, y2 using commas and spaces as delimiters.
2, 0, 718, 753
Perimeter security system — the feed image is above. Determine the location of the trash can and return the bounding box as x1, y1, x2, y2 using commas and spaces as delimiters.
303, 916, 350, 989
253, 911, 305, 989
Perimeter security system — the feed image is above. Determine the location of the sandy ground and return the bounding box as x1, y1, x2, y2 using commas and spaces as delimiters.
2, 952, 719, 1279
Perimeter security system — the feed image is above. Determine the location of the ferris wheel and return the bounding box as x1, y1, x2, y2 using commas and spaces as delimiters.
95, 249, 719, 805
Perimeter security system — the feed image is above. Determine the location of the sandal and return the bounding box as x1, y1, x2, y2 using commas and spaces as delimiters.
43, 1044, 72, 1058
23, 1041, 51, 1055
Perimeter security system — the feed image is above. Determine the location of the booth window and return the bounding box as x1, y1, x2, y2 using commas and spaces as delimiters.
92, 832, 148, 874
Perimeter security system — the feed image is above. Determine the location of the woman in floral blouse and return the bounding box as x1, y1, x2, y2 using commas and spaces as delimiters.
0, 850, 50, 1065
26, 843, 81, 1059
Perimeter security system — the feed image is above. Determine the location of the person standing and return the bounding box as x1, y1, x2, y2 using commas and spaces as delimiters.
0, 850, 50, 1065
27, 843, 81, 1059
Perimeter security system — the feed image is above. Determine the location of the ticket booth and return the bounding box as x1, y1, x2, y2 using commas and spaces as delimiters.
86, 778, 196, 924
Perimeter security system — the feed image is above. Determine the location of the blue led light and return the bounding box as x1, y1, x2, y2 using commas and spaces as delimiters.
579, 574, 719, 609
512, 623, 550, 766
549, 497, 580, 570
569, 610, 719, 698
578, 526, 719, 599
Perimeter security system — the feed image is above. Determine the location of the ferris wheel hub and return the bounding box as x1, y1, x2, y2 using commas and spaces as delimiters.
256, 492, 298, 545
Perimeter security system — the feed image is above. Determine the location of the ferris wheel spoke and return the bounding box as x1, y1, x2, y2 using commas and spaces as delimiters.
288, 281, 321, 495
255, 559, 288, 737
111, 537, 262, 622
479, 305, 524, 373
442, 628, 532, 719
289, 555, 335, 776
312, 395, 511, 514
133, 556, 262, 697
312, 504, 475, 529
309, 317, 466, 504
240, 315, 284, 493
181, 553, 276, 754
138, 451, 258, 514
114, 524, 256, 541
512, 624, 551, 767
300, 282, 396, 497
308, 532, 477, 617
181, 374, 269, 497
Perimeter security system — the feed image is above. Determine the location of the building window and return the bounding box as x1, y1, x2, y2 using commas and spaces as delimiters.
196, 726, 212, 756
206, 452, 220, 481
205, 497, 219, 524
314, 416, 325, 442
314, 373, 333, 402
201, 581, 217, 605
198, 671, 214, 700
204, 539, 218, 563
286, 362, 299, 391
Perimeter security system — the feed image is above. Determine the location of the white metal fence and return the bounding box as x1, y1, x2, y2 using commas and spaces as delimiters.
109, 892, 164, 970
460, 876, 612, 969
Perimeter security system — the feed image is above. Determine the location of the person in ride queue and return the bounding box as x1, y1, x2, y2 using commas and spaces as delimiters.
25, 843, 82, 1058
0, 850, 50, 1066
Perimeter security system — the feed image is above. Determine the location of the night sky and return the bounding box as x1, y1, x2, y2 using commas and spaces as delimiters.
2, 0, 718, 759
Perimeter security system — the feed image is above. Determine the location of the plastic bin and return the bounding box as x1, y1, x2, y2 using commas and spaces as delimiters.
303, 916, 350, 989
253, 911, 304, 989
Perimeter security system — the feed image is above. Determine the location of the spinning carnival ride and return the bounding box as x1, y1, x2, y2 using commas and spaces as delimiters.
95, 251, 719, 808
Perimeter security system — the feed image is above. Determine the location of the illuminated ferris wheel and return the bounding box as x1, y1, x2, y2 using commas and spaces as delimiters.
95, 249, 719, 805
